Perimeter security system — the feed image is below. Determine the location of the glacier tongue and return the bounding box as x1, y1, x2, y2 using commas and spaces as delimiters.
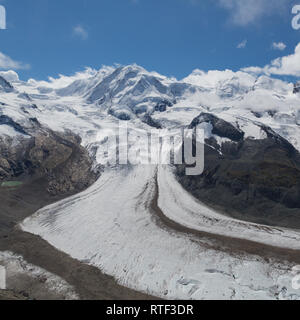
20, 165, 300, 300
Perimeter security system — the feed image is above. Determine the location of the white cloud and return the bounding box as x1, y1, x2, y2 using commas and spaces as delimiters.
0, 70, 19, 82
241, 66, 263, 74
266, 42, 300, 76
218, 0, 289, 26
0, 52, 29, 70
237, 39, 247, 49
184, 44, 300, 93
27, 67, 98, 89
242, 42, 300, 77
272, 42, 287, 51
183, 69, 256, 88
73, 25, 88, 40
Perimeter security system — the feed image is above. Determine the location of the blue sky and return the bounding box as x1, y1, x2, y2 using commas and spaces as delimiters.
0, 0, 300, 80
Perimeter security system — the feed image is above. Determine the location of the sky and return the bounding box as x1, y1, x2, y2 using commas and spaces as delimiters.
0, 0, 300, 81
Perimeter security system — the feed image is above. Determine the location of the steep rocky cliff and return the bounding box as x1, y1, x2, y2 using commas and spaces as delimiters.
0, 128, 99, 196
176, 112, 300, 229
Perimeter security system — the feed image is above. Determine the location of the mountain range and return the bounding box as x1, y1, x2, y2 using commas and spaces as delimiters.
1, 64, 300, 300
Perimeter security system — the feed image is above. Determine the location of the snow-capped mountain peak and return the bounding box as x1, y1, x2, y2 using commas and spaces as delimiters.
0, 63, 299, 151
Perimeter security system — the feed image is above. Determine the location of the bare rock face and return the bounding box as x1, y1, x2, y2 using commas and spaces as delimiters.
176, 113, 300, 229
189, 113, 244, 142
0, 129, 99, 196
0, 290, 28, 300
141, 114, 162, 129
0, 76, 14, 93
293, 82, 300, 94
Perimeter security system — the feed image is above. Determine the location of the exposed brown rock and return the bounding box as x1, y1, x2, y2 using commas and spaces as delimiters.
0, 129, 100, 196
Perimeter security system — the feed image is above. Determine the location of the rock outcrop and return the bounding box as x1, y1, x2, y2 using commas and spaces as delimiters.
0, 128, 99, 196
176, 113, 300, 229
0, 76, 14, 93
293, 82, 300, 94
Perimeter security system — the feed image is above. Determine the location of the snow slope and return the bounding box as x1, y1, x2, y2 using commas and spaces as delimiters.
1, 65, 300, 150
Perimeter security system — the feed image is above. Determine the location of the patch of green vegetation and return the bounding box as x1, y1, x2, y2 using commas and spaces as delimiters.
1, 181, 23, 188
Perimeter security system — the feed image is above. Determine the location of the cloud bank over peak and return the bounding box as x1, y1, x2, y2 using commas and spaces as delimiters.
0, 70, 20, 82
183, 42, 300, 93
27, 67, 99, 89
183, 69, 256, 89
243, 42, 300, 77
